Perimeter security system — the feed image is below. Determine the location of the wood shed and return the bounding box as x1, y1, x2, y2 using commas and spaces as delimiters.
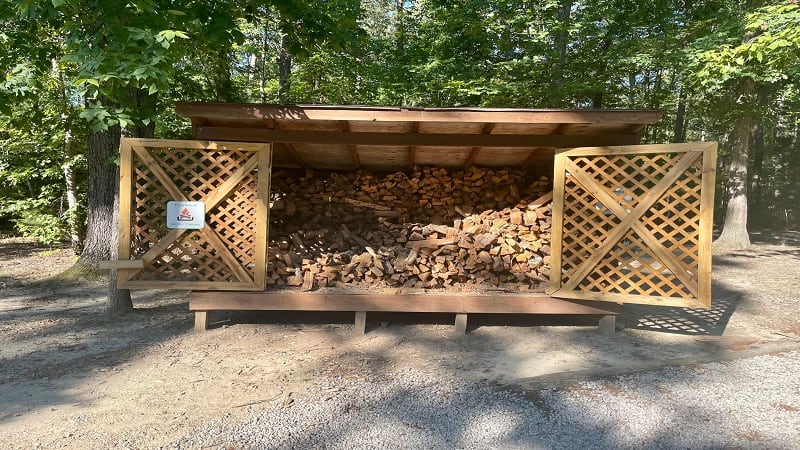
106, 103, 717, 334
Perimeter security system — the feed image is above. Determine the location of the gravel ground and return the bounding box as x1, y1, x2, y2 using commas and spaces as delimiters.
168, 350, 800, 450
3, 237, 799, 449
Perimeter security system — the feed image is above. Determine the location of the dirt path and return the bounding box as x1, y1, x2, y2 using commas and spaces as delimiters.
1, 235, 799, 449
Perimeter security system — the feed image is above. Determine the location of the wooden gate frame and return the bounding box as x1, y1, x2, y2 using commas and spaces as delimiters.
113, 138, 272, 291
549, 142, 717, 308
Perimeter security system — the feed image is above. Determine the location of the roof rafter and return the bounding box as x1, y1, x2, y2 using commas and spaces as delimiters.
463, 123, 497, 169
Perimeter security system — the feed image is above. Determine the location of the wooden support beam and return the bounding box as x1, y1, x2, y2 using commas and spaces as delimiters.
354, 311, 367, 335
195, 311, 210, 331
454, 313, 468, 336
339, 121, 361, 169
550, 123, 570, 135
194, 126, 640, 148
189, 292, 624, 316
408, 122, 419, 167
99, 260, 145, 270
598, 315, 616, 336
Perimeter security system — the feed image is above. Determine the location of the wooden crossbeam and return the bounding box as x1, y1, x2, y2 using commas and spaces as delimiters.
189, 292, 625, 315
194, 126, 639, 148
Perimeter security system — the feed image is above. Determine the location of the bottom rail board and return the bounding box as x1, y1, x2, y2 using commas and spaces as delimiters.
189, 292, 623, 316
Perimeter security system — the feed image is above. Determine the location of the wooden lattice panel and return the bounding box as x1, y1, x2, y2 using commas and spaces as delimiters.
550, 143, 716, 308
117, 138, 271, 290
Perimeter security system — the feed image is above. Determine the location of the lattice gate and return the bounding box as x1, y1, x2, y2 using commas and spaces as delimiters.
550, 143, 717, 308
116, 138, 272, 290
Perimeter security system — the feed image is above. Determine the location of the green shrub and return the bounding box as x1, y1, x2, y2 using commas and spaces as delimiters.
12, 210, 65, 245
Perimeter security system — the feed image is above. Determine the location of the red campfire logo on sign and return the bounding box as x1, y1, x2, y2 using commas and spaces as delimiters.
177, 207, 193, 221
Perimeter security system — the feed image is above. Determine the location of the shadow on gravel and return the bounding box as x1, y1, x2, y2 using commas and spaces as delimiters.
616, 241, 792, 337
0, 288, 192, 423
619, 280, 741, 336
6, 233, 796, 445
750, 229, 800, 247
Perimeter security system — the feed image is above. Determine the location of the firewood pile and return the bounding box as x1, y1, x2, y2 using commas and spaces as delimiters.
266, 166, 553, 292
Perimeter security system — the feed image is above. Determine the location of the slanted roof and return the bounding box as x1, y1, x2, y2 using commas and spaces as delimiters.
176, 102, 662, 171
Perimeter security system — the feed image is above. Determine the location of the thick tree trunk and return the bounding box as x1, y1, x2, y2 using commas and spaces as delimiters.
73, 122, 133, 314
213, 49, 236, 102
103, 89, 158, 315
78, 124, 122, 265
714, 106, 754, 249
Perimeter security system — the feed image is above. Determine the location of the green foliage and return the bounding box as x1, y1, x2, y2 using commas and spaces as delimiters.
0, 101, 86, 241
688, 2, 800, 91
3, 0, 800, 239
12, 208, 64, 245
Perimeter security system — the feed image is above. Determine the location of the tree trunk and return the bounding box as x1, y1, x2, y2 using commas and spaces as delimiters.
590, 36, 613, 109
278, 32, 292, 103
395, 0, 405, 54
213, 49, 236, 102
551, 0, 571, 106
74, 121, 133, 314
748, 84, 769, 227
246, 53, 256, 100
714, 82, 755, 249
672, 82, 687, 143
54, 58, 84, 253
261, 24, 269, 103
628, 73, 636, 108
104, 88, 158, 315
78, 123, 122, 265
62, 127, 83, 253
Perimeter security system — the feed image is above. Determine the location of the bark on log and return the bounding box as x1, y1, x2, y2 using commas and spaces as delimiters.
265, 166, 553, 292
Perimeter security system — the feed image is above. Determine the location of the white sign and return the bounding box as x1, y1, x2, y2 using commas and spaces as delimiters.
166, 201, 205, 229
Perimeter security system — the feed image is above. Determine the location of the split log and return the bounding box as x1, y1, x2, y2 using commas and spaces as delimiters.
266, 166, 553, 292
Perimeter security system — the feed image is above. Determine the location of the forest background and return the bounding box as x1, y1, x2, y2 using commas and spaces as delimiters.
1, 0, 799, 271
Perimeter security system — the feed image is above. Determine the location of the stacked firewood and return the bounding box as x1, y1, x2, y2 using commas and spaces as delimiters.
266, 166, 552, 292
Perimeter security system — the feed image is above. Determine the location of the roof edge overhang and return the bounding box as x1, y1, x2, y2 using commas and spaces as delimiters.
176, 102, 663, 126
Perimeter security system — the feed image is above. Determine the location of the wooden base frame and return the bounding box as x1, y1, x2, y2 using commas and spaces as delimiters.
189, 292, 622, 335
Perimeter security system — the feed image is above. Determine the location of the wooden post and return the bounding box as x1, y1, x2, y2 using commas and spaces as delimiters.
598, 315, 615, 336
454, 313, 468, 336
354, 311, 367, 335
194, 311, 210, 331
